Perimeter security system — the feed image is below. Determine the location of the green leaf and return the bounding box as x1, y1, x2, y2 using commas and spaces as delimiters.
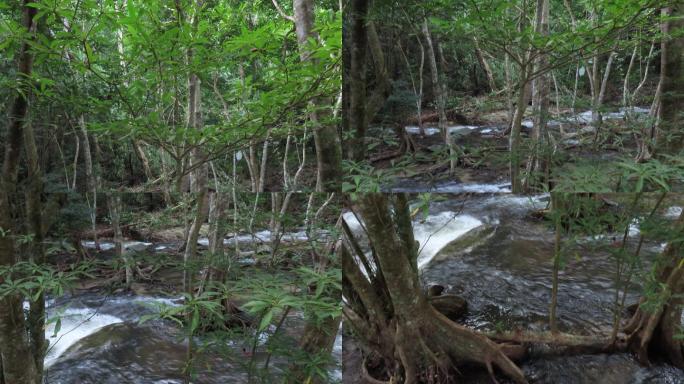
259, 309, 273, 332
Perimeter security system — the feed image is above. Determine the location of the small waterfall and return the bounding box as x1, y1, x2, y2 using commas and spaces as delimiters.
414, 212, 483, 269
44, 308, 123, 367
342, 210, 483, 270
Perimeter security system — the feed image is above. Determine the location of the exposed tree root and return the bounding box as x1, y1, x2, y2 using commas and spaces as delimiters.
362, 356, 391, 384
623, 265, 684, 368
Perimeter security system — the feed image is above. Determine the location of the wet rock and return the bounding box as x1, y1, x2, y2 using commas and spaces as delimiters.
429, 294, 468, 321
625, 302, 640, 316
580, 126, 596, 134
427, 284, 445, 297
432, 224, 495, 262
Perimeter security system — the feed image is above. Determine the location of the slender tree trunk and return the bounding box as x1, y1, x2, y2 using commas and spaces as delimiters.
505, 53, 514, 123
284, 3, 347, 374
348, 0, 368, 162
70, 132, 79, 190
24, 117, 46, 383
293, 0, 342, 191
417, 38, 425, 136
510, 72, 530, 193
623, 45, 639, 107
657, 4, 684, 155
108, 194, 130, 288
422, 19, 454, 173
523, 0, 550, 192
232, 152, 240, 255
473, 36, 497, 92
178, 0, 209, 296
198, 190, 227, 296
79, 116, 98, 250
0, 2, 39, 383
258, 133, 271, 192
364, 22, 392, 128
592, 48, 618, 143
132, 139, 153, 182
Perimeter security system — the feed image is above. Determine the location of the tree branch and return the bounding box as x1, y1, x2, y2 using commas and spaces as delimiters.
271, 0, 295, 22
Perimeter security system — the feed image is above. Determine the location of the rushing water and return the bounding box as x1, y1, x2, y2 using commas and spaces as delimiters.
404, 106, 651, 138
414, 194, 684, 383
342, 193, 683, 383
42, 284, 341, 383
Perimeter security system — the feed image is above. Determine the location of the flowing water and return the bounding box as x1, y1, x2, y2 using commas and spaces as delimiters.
46, 231, 342, 384
404, 106, 651, 138
43, 292, 342, 383
414, 194, 684, 383
342, 193, 683, 383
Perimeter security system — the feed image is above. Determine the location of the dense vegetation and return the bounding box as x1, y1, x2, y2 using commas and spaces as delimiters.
1, 0, 683, 383
345, 0, 684, 193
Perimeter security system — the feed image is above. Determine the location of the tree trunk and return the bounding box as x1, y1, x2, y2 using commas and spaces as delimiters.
285, 212, 342, 384
197, 190, 227, 296
505, 54, 514, 123
473, 36, 497, 92
364, 22, 392, 126
510, 72, 530, 194
348, 0, 368, 162
592, 48, 617, 143
24, 116, 46, 382
417, 38, 426, 136
523, 0, 550, 192
344, 194, 528, 384
108, 194, 130, 289
132, 139, 153, 183
0, 2, 39, 383
179, 0, 209, 294
79, 116, 99, 250
293, 0, 342, 191
623, 211, 684, 367
422, 19, 454, 173
657, 4, 684, 155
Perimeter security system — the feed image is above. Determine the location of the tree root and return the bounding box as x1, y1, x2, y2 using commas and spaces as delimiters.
362, 356, 391, 384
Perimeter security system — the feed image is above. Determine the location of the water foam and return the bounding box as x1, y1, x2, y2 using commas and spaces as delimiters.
414, 212, 483, 269
44, 308, 123, 367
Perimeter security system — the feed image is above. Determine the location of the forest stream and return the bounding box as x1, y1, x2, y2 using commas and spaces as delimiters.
41, 232, 342, 384
384, 106, 657, 193
344, 194, 684, 384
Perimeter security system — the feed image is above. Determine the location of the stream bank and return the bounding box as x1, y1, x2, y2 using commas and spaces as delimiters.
343, 193, 684, 383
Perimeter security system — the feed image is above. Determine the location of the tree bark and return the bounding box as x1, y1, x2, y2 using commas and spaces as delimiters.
293, 0, 342, 191
344, 194, 528, 384
422, 19, 454, 173
623, 211, 684, 368
510, 71, 530, 194
107, 194, 130, 289
0, 2, 39, 383
348, 0, 368, 162
24, 116, 46, 382
657, 4, 684, 155
473, 36, 497, 92
523, 0, 551, 192
79, 116, 99, 249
